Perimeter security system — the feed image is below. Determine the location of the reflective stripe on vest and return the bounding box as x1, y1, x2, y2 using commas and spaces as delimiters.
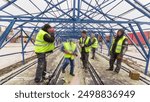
79, 37, 91, 52
63, 42, 76, 60
91, 37, 98, 48
34, 30, 55, 53
110, 36, 126, 53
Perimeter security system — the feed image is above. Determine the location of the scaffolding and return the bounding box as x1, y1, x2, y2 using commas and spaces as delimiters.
0, 0, 150, 75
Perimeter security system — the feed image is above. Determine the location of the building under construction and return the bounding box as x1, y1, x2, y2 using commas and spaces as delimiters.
0, 0, 150, 85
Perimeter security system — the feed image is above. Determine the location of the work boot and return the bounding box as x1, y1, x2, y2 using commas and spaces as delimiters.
114, 68, 120, 73
106, 68, 113, 71
42, 76, 48, 80
91, 57, 94, 59
62, 69, 65, 73
70, 73, 75, 76
34, 78, 42, 83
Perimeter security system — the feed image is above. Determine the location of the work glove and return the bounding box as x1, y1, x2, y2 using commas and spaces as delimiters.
117, 54, 123, 59
73, 53, 78, 56
80, 44, 84, 47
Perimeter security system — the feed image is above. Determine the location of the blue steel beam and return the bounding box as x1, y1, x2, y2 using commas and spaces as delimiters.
0, 0, 17, 10
20, 28, 25, 64
79, 1, 148, 61
73, 0, 76, 20
95, 0, 114, 31
45, 0, 73, 19
99, 32, 109, 50
15, 0, 66, 29
10, 2, 34, 17
77, 0, 81, 20
98, 0, 123, 20
0, 19, 16, 48
1, 10, 39, 30
82, 0, 131, 32
79, 0, 147, 59
22, 28, 36, 50
111, 2, 150, 28
80, 0, 117, 20
22, 29, 34, 45
136, 23, 150, 49
125, 0, 150, 19
29, 0, 48, 18
1, 15, 150, 24
112, 2, 150, 20
0, 29, 21, 49
145, 50, 150, 75
128, 23, 148, 59
134, 0, 150, 14
20, 26, 119, 31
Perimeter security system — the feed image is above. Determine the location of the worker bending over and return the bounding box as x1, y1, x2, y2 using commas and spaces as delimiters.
107, 29, 128, 73
34, 24, 55, 83
61, 39, 78, 76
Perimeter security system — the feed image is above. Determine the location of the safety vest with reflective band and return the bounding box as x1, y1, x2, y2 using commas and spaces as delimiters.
34, 30, 55, 53
79, 37, 91, 52
110, 36, 127, 53
91, 37, 98, 48
63, 42, 77, 60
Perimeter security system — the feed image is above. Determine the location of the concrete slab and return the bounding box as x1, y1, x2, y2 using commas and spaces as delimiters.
89, 53, 146, 85
3, 49, 63, 85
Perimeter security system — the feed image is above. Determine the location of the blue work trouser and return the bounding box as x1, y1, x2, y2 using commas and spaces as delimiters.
61, 58, 75, 74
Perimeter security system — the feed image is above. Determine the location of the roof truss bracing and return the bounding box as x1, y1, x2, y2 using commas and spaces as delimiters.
0, 0, 150, 34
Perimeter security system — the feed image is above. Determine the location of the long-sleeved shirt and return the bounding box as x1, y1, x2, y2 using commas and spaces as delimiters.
91, 38, 96, 45
61, 43, 77, 54
79, 37, 92, 52
43, 33, 55, 43
111, 36, 128, 54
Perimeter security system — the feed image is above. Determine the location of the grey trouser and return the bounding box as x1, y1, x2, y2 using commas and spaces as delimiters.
92, 48, 96, 59
81, 52, 89, 69
35, 53, 47, 80
109, 53, 123, 72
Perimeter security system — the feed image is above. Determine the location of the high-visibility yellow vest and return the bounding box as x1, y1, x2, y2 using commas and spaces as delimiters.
63, 42, 77, 60
110, 36, 127, 53
91, 37, 98, 48
34, 30, 55, 53
79, 37, 91, 52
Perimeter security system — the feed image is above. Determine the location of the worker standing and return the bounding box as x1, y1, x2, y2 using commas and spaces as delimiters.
91, 33, 98, 59
61, 39, 78, 76
107, 29, 128, 73
79, 31, 91, 70
34, 24, 55, 83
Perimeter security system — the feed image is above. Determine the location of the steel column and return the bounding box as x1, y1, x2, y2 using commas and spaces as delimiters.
0, 19, 16, 48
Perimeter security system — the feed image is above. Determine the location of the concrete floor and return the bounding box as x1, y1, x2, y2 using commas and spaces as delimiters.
1, 49, 149, 85
3, 49, 63, 85
89, 53, 146, 85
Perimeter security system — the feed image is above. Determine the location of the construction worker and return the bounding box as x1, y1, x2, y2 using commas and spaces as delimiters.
79, 31, 91, 70
107, 29, 128, 73
34, 24, 55, 83
61, 39, 78, 76
98, 35, 103, 53
91, 33, 98, 59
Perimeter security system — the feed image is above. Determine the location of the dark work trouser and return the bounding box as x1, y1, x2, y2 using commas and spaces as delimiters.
35, 53, 47, 81
109, 53, 123, 72
92, 48, 96, 59
61, 58, 75, 74
81, 52, 89, 69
